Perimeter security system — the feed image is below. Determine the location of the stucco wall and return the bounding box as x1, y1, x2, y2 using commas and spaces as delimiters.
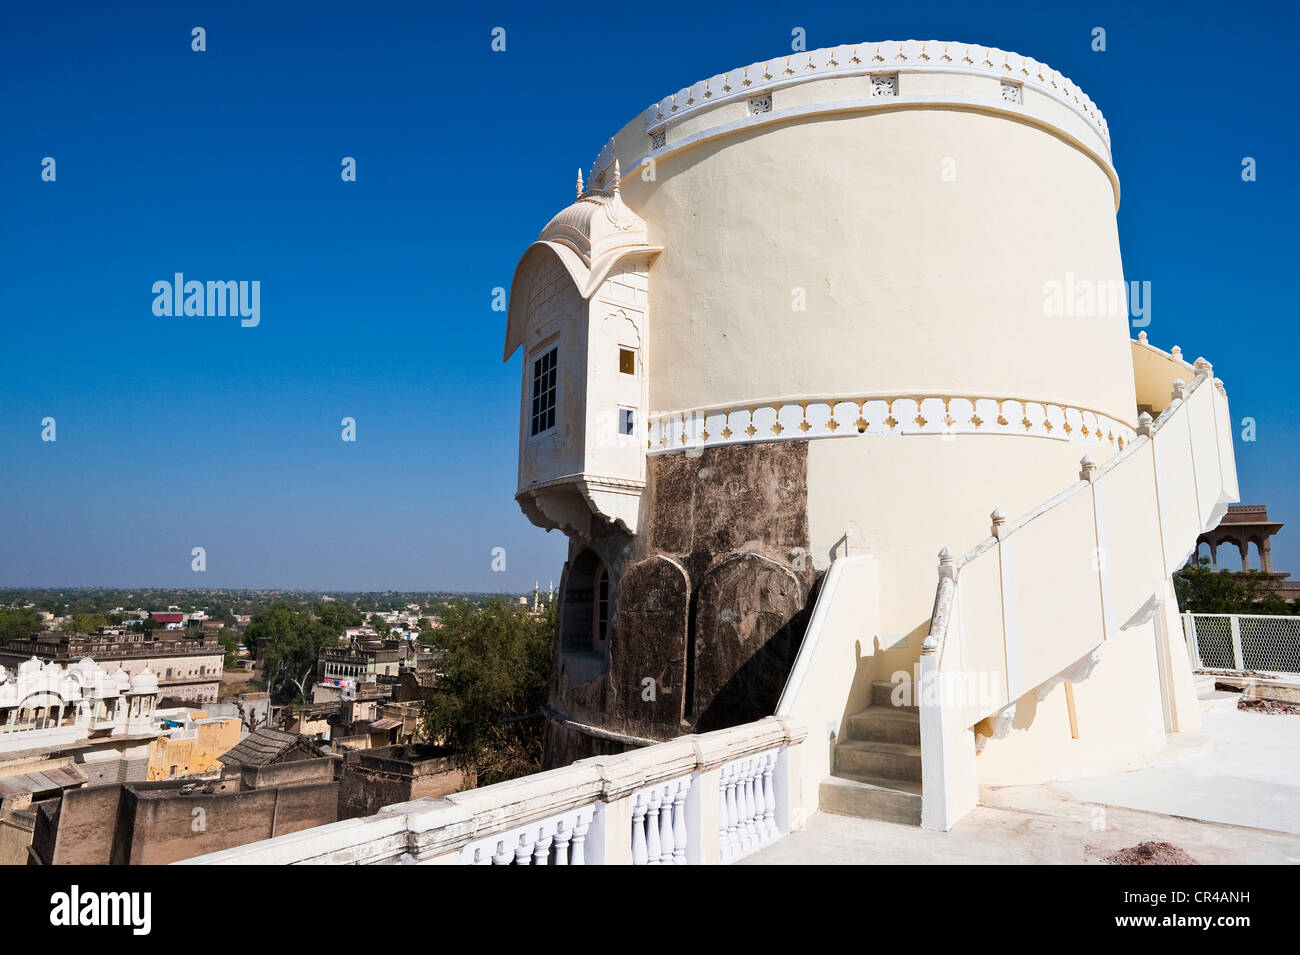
617, 106, 1132, 426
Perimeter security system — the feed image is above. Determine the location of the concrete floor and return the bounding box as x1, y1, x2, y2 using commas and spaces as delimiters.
744, 708, 1300, 864
1058, 709, 1300, 835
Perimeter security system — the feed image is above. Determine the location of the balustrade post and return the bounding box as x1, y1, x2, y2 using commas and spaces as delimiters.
646, 788, 663, 864
1229, 615, 1245, 671
631, 794, 649, 865
762, 752, 778, 840
718, 766, 732, 863
514, 833, 532, 865
658, 785, 675, 864
742, 758, 757, 850
671, 780, 689, 864
726, 763, 741, 858
572, 813, 589, 866
553, 821, 572, 865
491, 840, 509, 865
533, 831, 554, 865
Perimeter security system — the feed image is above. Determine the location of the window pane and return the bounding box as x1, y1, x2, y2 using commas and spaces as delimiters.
529, 346, 558, 435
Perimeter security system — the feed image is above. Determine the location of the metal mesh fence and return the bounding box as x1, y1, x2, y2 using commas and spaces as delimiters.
1185, 614, 1300, 675
1186, 615, 1234, 669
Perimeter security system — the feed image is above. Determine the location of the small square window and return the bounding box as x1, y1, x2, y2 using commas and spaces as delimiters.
1000, 80, 1022, 105
619, 348, 636, 375
748, 93, 773, 115
651, 130, 666, 150
619, 407, 636, 436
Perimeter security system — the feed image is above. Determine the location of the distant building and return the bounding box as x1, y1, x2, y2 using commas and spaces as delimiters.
217, 727, 325, 771
0, 756, 86, 865
29, 753, 339, 865
338, 744, 463, 819
0, 630, 224, 703
318, 640, 399, 684
145, 711, 242, 781
0, 657, 160, 755
1195, 504, 1299, 602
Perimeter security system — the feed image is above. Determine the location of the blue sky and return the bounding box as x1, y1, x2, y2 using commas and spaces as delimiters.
1, 0, 1296, 591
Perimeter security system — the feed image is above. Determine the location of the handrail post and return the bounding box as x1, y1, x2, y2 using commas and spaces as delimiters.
1183, 614, 1202, 669
1229, 615, 1245, 671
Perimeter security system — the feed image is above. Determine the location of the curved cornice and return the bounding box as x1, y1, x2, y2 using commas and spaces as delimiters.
651, 41, 1107, 142
589, 40, 1117, 208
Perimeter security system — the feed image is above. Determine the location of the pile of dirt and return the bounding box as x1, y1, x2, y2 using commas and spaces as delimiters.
1103, 842, 1198, 865
1238, 697, 1300, 715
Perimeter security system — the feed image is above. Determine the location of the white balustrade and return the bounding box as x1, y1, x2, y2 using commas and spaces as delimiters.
717, 748, 779, 863
181, 717, 803, 865
630, 775, 693, 865
459, 803, 602, 865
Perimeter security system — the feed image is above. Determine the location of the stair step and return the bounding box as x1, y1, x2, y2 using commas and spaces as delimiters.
833, 739, 922, 782
819, 773, 922, 826
846, 706, 920, 744
1198, 689, 1240, 714
870, 680, 919, 712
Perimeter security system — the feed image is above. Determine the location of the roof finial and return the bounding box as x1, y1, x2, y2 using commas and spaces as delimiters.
576, 168, 584, 198
612, 160, 621, 196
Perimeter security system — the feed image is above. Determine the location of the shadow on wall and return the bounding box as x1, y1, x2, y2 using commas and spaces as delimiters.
694, 568, 821, 732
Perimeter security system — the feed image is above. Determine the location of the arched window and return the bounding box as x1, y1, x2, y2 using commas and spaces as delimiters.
562, 549, 613, 660
594, 565, 610, 654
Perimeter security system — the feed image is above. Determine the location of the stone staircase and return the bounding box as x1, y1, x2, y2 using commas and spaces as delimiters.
818, 680, 923, 825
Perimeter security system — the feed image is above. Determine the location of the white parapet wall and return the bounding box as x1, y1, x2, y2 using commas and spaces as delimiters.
918, 341, 1238, 829
177, 716, 808, 865
775, 554, 881, 816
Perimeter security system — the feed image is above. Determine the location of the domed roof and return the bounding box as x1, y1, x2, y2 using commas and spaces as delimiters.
537, 163, 648, 268
504, 162, 661, 361
130, 667, 159, 694
18, 656, 43, 677
113, 667, 132, 690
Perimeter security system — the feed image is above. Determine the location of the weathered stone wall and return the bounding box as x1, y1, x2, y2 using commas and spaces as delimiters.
32, 778, 340, 865
544, 442, 818, 766
338, 746, 464, 819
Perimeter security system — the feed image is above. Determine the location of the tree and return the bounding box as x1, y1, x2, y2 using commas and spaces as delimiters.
247, 603, 333, 703
421, 599, 554, 787
217, 629, 239, 669
0, 609, 42, 647
234, 697, 266, 734
70, 612, 109, 633
1174, 558, 1297, 614
315, 600, 362, 636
